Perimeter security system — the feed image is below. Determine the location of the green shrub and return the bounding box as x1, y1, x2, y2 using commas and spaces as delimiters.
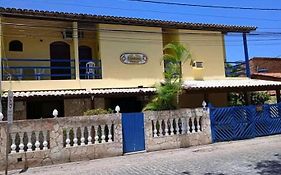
83, 108, 113, 116
228, 92, 270, 106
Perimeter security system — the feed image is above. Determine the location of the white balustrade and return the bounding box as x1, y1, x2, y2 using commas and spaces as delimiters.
108, 124, 113, 143
63, 123, 114, 148
10, 133, 17, 154
65, 129, 71, 148
73, 128, 78, 147
19, 132, 25, 153
35, 131, 41, 151
9, 130, 49, 153
87, 126, 92, 145
80, 127, 85, 146
94, 126, 99, 144
42, 131, 48, 150
101, 125, 106, 143
27, 132, 33, 152
151, 109, 206, 138
153, 121, 158, 137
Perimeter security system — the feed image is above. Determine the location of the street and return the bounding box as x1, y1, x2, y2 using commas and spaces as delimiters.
2, 135, 281, 175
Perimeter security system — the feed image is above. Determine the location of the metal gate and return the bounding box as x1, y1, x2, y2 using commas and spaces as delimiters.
122, 113, 145, 153
210, 103, 281, 142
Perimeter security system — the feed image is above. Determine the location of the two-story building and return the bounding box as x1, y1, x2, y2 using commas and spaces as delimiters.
1, 7, 281, 120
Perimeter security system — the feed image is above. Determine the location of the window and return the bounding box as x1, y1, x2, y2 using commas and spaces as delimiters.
9, 40, 23, 52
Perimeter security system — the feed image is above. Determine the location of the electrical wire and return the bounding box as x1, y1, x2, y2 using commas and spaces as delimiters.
127, 0, 281, 11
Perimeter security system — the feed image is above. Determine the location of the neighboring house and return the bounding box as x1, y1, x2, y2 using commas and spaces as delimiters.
1, 7, 281, 120
250, 57, 281, 81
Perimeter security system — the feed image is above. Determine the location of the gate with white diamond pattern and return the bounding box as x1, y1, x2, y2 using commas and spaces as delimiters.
210, 103, 281, 142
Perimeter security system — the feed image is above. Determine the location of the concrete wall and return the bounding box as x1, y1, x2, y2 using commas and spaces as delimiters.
0, 114, 123, 171
179, 30, 226, 80
144, 108, 211, 152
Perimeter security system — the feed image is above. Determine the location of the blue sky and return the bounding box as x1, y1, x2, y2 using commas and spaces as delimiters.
1, 0, 281, 62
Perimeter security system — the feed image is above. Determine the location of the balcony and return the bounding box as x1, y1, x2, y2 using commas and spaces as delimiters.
2, 58, 102, 81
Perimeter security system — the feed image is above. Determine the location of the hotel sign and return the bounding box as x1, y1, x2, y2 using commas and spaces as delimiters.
120, 53, 148, 64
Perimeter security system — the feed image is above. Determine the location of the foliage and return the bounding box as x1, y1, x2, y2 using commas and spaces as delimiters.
83, 108, 113, 116
251, 92, 270, 105
143, 42, 192, 111
228, 92, 270, 106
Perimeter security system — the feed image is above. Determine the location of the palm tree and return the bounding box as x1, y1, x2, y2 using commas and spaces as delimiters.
163, 42, 192, 83
143, 42, 192, 111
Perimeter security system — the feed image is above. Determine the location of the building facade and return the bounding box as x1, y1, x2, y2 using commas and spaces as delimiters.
0, 7, 267, 120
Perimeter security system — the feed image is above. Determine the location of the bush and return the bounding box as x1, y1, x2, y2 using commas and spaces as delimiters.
83, 108, 113, 116
228, 92, 270, 106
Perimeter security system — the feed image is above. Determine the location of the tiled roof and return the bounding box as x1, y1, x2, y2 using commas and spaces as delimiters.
0, 7, 257, 33
183, 79, 281, 90
2, 87, 156, 98
252, 73, 281, 79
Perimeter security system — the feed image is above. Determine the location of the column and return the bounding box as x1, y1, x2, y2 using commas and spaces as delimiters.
0, 16, 3, 113
73, 22, 80, 80
276, 89, 281, 103
243, 33, 250, 78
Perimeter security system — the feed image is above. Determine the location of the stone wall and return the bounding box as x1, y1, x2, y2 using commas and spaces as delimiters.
0, 107, 212, 171
0, 113, 122, 171
144, 108, 211, 152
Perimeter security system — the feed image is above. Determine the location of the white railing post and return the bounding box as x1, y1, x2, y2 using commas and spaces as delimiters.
27, 132, 33, 152
80, 127, 85, 146
10, 133, 17, 153
65, 129, 71, 147
87, 126, 92, 145
19, 132, 25, 153
108, 124, 113, 143
35, 131, 41, 150
94, 126, 99, 144
153, 120, 158, 137
73, 128, 78, 147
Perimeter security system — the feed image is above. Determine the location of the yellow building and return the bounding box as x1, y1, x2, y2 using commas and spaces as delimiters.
2, 7, 281, 120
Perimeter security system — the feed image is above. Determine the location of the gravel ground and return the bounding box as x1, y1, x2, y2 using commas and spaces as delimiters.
2, 135, 281, 175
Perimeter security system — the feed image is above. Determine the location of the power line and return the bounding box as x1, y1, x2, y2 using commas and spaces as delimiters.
4, 0, 281, 22
127, 0, 281, 11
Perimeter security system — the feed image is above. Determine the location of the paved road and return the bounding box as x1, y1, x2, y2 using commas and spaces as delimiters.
3, 135, 281, 175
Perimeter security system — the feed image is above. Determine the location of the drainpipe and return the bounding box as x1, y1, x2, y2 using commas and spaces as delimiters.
73, 22, 80, 80
243, 33, 251, 78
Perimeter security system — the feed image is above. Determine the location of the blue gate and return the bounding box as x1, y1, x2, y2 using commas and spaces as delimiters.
122, 113, 145, 153
210, 103, 281, 142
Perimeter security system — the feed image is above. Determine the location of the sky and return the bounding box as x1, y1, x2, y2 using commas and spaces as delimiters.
1, 0, 281, 62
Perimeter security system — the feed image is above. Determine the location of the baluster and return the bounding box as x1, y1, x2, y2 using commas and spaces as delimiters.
170, 119, 174, 136
175, 118, 180, 135
159, 120, 163, 136
27, 132, 33, 152
35, 131, 41, 150
94, 126, 99, 144
187, 117, 190, 134
153, 120, 158, 137
191, 118, 195, 133
181, 117, 186, 134
101, 125, 106, 143
87, 126, 92, 145
19, 132, 25, 153
108, 124, 113, 143
73, 128, 78, 147
43, 131, 48, 150
196, 116, 201, 132
65, 129, 71, 147
80, 127, 85, 146
10, 133, 17, 154
165, 119, 169, 136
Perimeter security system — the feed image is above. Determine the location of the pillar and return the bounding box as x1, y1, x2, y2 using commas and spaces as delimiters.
243, 33, 250, 78
0, 16, 3, 113
73, 22, 80, 80
276, 89, 280, 103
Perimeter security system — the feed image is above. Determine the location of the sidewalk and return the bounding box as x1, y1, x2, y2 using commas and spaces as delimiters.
2, 135, 281, 175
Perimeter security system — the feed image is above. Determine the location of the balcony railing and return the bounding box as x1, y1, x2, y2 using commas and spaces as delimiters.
225, 61, 246, 77
2, 58, 102, 80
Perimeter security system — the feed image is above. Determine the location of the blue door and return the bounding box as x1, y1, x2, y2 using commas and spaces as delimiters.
122, 113, 145, 153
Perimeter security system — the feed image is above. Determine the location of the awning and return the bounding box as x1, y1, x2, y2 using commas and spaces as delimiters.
183, 79, 281, 92
2, 87, 156, 98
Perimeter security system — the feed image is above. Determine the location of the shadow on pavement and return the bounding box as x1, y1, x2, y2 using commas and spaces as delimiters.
255, 153, 281, 175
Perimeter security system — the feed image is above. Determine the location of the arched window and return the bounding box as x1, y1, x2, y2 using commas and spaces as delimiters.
9, 40, 23, 51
